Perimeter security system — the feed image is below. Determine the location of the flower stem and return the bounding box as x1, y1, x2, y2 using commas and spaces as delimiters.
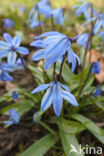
51, 15, 54, 31
78, 14, 96, 100
53, 63, 56, 79
59, 53, 67, 82
38, 9, 42, 34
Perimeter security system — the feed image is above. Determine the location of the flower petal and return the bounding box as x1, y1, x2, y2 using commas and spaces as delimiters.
61, 89, 78, 106
32, 49, 45, 61
0, 49, 9, 58
0, 71, 13, 82
13, 36, 21, 47
0, 41, 10, 49
35, 31, 62, 39
16, 47, 29, 55
3, 33, 12, 45
4, 121, 13, 125
41, 87, 52, 111
45, 39, 69, 70
8, 52, 17, 65
31, 84, 50, 94
93, 19, 102, 34
9, 108, 20, 124
52, 84, 63, 117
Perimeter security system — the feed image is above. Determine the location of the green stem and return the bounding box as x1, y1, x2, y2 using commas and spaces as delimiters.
59, 53, 67, 82
78, 16, 96, 100
38, 9, 42, 34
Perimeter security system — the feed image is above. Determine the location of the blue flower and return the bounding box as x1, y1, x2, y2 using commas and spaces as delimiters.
84, 13, 104, 34
93, 86, 102, 97
31, 81, 78, 117
98, 31, 104, 42
14, 58, 25, 70
51, 8, 65, 25
19, 6, 27, 12
30, 19, 43, 29
12, 91, 19, 99
92, 13, 104, 34
29, 0, 52, 28
31, 31, 80, 71
4, 108, 20, 125
0, 33, 29, 65
73, 1, 93, 21
0, 62, 13, 81
3, 18, 15, 29
90, 62, 101, 74
76, 33, 90, 48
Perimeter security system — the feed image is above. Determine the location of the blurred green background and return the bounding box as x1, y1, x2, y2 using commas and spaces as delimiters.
0, 0, 104, 9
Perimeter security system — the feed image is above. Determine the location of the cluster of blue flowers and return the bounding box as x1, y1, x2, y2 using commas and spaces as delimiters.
31, 31, 81, 116
0, 33, 29, 84
29, 0, 65, 28
2, 0, 104, 125
73, 0, 104, 38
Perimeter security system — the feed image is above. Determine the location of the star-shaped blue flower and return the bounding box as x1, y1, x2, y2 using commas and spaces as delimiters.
31, 81, 78, 117
29, 0, 52, 28
3, 18, 15, 29
0, 62, 13, 81
4, 108, 20, 125
14, 58, 26, 70
84, 13, 104, 34
73, 0, 93, 21
51, 8, 65, 25
31, 31, 80, 71
90, 62, 101, 74
0, 33, 29, 65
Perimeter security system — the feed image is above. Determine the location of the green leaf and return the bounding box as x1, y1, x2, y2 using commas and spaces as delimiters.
21, 133, 59, 156
0, 100, 34, 116
71, 114, 104, 144
57, 118, 84, 156
28, 64, 44, 84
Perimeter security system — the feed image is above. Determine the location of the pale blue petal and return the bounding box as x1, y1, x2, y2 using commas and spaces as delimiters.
68, 49, 76, 72
16, 47, 29, 55
45, 39, 69, 70
8, 52, 17, 65
93, 19, 102, 34
31, 84, 50, 94
0, 49, 9, 58
35, 31, 62, 39
32, 49, 45, 61
1, 63, 13, 72
9, 108, 20, 124
30, 40, 46, 48
30, 21, 43, 28
52, 85, 63, 117
0, 72, 13, 81
61, 84, 70, 92
83, 17, 96, 26
41, 87, 52, 111
0, 41, 10, 49
61, 89, 78, 106
13, 36, 21, 47
3, 33, 12, 45
4, 121, 13, 125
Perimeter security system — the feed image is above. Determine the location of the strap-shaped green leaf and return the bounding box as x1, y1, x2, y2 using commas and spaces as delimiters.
71, 113, 104, 144
21, 133, 59, 156
57, 118, 84, 156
